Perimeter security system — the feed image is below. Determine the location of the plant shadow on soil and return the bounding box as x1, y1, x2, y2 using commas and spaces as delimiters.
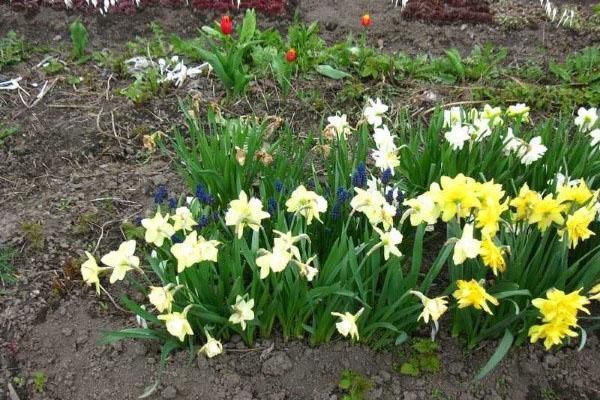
1, 1, 600, 399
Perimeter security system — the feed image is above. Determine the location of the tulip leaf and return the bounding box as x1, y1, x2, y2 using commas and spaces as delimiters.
98, 328, 163, 345
474, 329, 513, 381
315, 65, 351, 80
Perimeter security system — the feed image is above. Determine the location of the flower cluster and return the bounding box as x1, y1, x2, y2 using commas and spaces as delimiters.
529, 288, 590, 350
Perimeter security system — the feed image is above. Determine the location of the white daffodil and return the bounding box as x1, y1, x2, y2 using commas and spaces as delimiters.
327, 114, 351, 138
443, 107, 462, 128
507, 103, 530, 122
148, 284, 176, 313
256, 245, 293, 279
171, 206, 197, 232
444, 124, 471, 150
273, 230, 308, 261
452, 223, 481, 265
229, 295, 255, 330
294, 255, 319, 282
590, 129, 600, 148
225, 190, 270, 239
472, 117, 492, 141
198, 330, 224, 358
502, 128, 523, 155
142, 211, 175, 247
197, 235, 220, 263
518, 136, 547, 165
363, 98, 389, 127
331, 308, 364, 341
372, 125, 396, 150
158, 305, 194, 342
372, 147, 400, 173
410, 290, 448, 325
350, 187, 386, 215
101, 240, 140, 283
171, 231, 203, 272
285, 185, 328, 225
371, 227, 403, 260
81, 252, 110, 294
574, 107, 598, 132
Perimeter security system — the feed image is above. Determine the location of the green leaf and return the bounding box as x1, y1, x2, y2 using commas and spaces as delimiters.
474, 329, 513, 381
315, 65, 352, 80
98, 328, 162, 345
239, 9, 257, 43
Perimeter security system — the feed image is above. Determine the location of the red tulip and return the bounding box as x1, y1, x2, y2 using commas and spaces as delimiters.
220, 15, 233, 35
360, 14, 372, 27
286, 48, 297, 63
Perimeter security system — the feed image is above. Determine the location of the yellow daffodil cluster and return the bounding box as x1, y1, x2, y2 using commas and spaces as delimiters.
453, 279, 499, 315
529, 288, 590, 350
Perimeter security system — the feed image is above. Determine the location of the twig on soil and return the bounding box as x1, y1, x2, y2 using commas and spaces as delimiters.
105, 74, 113, 101
91, 197, 140, 205
7, 382, 20, 400
100, 285, 129, 314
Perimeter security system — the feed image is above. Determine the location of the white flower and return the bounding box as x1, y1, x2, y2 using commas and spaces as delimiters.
372, 125, 396, 150
372, 227, 403, 260
472, 117, 492, 141
198, 330, 224, 358
331, 308, 364, 340
518, 136, 547, 165
444, 124, 470, 150
372, 147, 400, 173
225, 191, 271, 239
285, 185, 328, 225
590, 129, 600, 147
327, 114, 351, 138
453, 224, 481, 265
229, 295, 255, 330
443, 107, 462, 128
142, 211, 175, 247
502, 128, 523, 155
363, 98, 389, 127
148, 285, 175, 313
171, 207, 197, 232
574, 107, 598, 132
481, 104, 503, 126
293, 255, 319, 282
256, 245, 292, 279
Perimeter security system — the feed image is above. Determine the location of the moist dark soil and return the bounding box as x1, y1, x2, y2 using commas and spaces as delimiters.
1, 1, 600, 399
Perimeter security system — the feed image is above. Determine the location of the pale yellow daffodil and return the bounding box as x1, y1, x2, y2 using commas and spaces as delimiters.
101, 240, 140, 284
142, 211, 175, 247
148, 284, 177, 313
81, 251, 110, 294
256, 245, 293, 279
198, 330, 224, 358
171, 206, 197, 232
229, 295, 255, 330
225, 190, 270, 239
285, 185, 328, 225
452, 223, 481, 265
158, 305, 194, 342
331, 308, 364, 341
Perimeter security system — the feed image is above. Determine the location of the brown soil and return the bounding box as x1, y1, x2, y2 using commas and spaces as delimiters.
1, 1, 599, 399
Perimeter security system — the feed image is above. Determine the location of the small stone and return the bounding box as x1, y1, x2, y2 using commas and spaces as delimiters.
261, 353, 292, 377
378, 370, 391, 382
161, 386, 177, 399
62, 328, 73, 337
403, 392, 418, 400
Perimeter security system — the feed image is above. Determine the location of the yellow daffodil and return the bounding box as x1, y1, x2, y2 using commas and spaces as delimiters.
101, 240, 140, 284
529, 288, 590, 350
560, 207, 596, 248
403, 191, 440, 226
171, 231, 202, 272
81, 251, 110, 294
198, 330, 224, 358
225, 190, 270, 239
285, 185, 328, 225
229, 295, 255, 330
481, 104, 503, 126
475, 200, 508, 237
350, 187, 386, 215
256, 245, 292, 279
588, 283, 600, 301
148, 284, 176, 313
475, 180, 505, 207
529, 319, 579, 350
509, 184, 540, 221
293, 255, 319, 282
331, 308, 364, 341
371, 227, 403, 260
507, 103, 530, 122
158, 305, 194, 342
532, 288, 590, 323
527, 194, 565, 232
453, 279, 499, 315
142, 211, 176, 247
479, 236, 507, 276
409, 290, 448, 326
556, 181, 593, 205
171, 206, 197, 232
435, 174, 481, 222
452, 224, 481, 265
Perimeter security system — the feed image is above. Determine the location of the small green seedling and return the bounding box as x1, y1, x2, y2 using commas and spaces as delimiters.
338, 369, 372, 400
33, 370, 47, 392
69, 19, 89, 62
396, 339, 441, 377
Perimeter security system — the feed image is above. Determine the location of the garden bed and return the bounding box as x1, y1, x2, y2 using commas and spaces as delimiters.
1, 1, 600, 399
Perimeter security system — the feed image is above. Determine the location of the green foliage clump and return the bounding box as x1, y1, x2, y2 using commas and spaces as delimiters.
396, 339, 441, 377
0, 31, 29, 69
339, 369, 372, 400
69, 19, 89, 62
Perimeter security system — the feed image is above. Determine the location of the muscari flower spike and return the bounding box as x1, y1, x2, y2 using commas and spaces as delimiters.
352, 163, 368, 188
